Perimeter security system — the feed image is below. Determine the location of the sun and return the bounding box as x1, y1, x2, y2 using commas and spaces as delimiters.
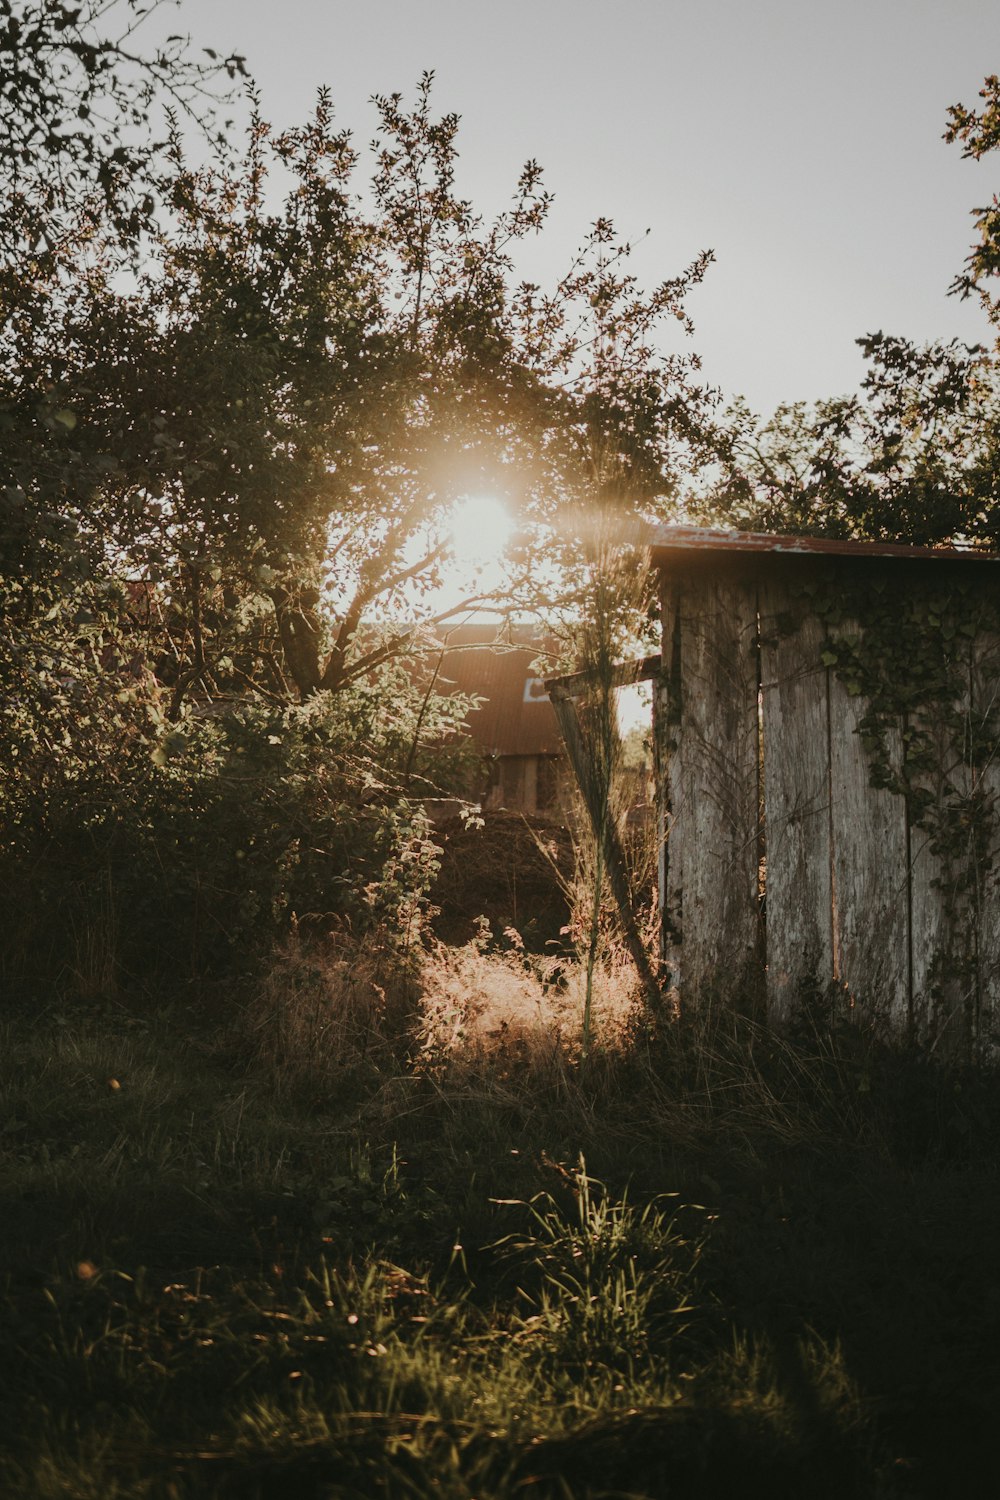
448, 495, 514, 570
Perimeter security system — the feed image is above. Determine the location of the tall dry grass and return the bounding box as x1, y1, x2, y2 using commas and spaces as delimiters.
240, 923, 421, 1088
416, 934, 640, 1076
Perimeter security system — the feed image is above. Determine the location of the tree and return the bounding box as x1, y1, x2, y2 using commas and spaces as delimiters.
1, 44, 717, 986
701, 74, 1000, 549
5, 72, 714, 718
945, 73, 1000, 328
0, 0, 245, 286
702, 335, 1000, 547
0, 0, 248, 718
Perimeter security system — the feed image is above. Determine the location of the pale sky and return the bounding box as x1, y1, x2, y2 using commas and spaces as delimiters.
165, 0, 1000, 417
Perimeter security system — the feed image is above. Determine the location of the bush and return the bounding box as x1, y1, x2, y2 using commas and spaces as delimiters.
0, 648, 461, 992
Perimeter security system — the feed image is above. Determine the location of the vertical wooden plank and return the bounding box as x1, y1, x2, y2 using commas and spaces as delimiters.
657, 581, 682, 985
907, 667, 978, 1055
827, 654, 910, 1031
758, 581, 833, 1023
970, 625, 1000, 1054
662, 572, 761, 1001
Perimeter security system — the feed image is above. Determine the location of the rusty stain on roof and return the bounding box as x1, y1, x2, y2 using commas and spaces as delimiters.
429, 623, 565, 757
650, 525, 1000, 564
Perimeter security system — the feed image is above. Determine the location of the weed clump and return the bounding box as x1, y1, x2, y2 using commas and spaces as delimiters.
490, 1153, 708, 1375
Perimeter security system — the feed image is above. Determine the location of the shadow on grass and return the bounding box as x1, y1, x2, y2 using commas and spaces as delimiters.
1, 981, 999, 1497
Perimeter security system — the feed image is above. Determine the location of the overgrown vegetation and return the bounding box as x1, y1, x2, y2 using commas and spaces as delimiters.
2, 945, 999, 1497
1, 2, 709, 998
0, 659, 474, 988
6, 7, 1000, 1494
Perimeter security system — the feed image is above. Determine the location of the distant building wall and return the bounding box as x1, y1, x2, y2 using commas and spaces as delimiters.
430, 625, 569, 816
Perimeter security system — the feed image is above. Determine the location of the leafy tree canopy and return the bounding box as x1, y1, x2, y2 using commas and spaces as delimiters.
0, 13, 718, 981
701, 74, 1000, 550
3, 41, 715, 718
0, 0, 245, 282
701, 334, 1000, 546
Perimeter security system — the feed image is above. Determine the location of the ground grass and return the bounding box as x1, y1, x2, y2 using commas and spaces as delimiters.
2, 938, 999, 1497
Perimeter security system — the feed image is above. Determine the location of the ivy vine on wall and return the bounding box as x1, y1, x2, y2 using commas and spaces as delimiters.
796, 570, 1000, 1036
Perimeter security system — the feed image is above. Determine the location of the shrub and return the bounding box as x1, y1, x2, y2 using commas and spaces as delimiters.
0, 647, 459, 992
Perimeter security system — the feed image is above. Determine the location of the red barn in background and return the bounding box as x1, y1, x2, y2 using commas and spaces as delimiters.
430, 624, 566, 815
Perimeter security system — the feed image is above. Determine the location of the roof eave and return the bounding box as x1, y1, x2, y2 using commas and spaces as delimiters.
648, 525, 1000, 564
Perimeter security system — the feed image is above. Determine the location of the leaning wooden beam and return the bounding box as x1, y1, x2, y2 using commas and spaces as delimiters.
545, 654, 662, 700
545, 672, 665, 1019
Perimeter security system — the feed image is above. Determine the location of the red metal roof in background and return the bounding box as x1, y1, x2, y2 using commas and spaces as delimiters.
428, 624, 565, 757
650, 525, 1000, 563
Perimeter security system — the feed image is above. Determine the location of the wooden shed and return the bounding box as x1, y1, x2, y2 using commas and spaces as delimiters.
651, 526, 1000, 1052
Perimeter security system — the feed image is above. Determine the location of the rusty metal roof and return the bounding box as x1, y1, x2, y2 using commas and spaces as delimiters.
649, 525, 1000, 563
427, 624, 565, 757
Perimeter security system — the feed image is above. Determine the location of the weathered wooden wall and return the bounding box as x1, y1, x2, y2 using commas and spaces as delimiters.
657, 559, 1000, 1050
756, 581, 832, 1022
973, 630, 1000, 1046
659, 576, 761, 999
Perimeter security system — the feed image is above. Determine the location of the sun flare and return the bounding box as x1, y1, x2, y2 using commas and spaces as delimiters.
448, 495, 514, 570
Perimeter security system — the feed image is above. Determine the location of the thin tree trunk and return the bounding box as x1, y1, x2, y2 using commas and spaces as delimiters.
548, 680, 665, 1020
